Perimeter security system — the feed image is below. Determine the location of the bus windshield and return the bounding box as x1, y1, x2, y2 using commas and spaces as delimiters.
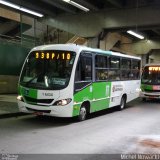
20, 50, 76, 90
142, 66, 160, 84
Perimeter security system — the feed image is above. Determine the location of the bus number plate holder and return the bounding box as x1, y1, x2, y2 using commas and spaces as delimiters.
34, 112, 43, 116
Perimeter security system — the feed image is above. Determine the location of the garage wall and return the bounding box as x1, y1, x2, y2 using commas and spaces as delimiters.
149, 51, 160, 63
0, 42, 30, 75
0, 42, 30, 93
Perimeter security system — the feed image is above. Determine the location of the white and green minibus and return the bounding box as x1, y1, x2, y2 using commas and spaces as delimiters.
17, 44, 141, 121
140, 63, 160, 101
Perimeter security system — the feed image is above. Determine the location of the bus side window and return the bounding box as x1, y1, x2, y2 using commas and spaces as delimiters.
75, 53, 92, 92
95, 55, 108, 81
108, 56, 120, 81
131, 60, 141, 79
121, 59, 131, 80
75, 53, 92, 82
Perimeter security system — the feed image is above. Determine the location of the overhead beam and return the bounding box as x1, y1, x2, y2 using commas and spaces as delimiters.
74, 0, 99, 11
120, 39, 160, 55
0, 21, 18, 34
153, 29, 160, 36
0, 7, 20, 22
42, 6, 160, 37
105, 0, 123, 8
4, 0, 56, 17
42, 0, 77, 14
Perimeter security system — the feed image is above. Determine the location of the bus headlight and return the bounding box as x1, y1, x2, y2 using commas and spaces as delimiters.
53, 98, 72, 106
17, 95, 24, 102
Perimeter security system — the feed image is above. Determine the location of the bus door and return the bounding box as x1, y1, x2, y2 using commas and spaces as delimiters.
74, 52, 93, 114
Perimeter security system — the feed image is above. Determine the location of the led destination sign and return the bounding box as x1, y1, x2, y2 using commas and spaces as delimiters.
149, 67, 160, 71
34, 51, 71, 60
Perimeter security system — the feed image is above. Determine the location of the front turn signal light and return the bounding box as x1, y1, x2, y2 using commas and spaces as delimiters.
17, 95, 24, 102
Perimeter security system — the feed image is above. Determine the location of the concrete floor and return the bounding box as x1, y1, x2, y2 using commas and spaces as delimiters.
0, 94, 18, 114
0, 98, 160, 157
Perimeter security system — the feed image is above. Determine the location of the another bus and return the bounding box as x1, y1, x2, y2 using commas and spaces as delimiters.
141, 63, 160, 101
17, 44, 141, 121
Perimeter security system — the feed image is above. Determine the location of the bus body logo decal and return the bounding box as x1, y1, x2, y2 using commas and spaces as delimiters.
24, 89, 29, 96
112, 85, 123, 92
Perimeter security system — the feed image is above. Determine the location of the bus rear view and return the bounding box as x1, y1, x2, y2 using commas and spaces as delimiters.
141, 64, 160, 100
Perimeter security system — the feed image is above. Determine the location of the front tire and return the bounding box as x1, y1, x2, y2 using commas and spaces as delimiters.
142, 97, 146, 101
78, 106, 87, 121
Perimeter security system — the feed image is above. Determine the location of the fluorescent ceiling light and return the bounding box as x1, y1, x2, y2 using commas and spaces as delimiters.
0, 0, 44, 17
20, 7, 43, 17
70, 1, 89, 12
0, 0, 19, 9
62, 0, 89, 12
63, 0, 70, 2
127, 30, 144, 39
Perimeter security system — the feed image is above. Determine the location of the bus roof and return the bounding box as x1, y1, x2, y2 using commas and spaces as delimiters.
31, 43, 141, 60
144, 63, 160, 67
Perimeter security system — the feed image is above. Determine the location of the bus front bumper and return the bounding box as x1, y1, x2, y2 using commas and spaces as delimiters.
140, 91, 160, 99
17, 100, 74, 117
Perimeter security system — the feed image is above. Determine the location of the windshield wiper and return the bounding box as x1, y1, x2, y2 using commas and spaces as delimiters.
25, 74, 44, 87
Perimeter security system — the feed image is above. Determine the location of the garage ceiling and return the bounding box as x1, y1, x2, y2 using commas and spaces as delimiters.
3, 0, 158, 15
1, 0, 160, 40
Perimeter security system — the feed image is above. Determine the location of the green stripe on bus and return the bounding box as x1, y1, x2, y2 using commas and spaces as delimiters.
91, 82, 111, 112
73, 84, 93, 116
141, 84, 153, 91
19, 85, 38, 99
73, 82, 111, 117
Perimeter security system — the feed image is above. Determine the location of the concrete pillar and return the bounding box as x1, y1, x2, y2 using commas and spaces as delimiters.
100, 32, 122, 50
87, 37, 99, 48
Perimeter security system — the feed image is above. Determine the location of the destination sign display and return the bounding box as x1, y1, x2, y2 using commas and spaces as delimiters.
33, 51, 71, 60
149, 67, 160, 71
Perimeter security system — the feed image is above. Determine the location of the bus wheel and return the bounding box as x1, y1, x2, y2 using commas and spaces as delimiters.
118, 96, 126, 111
78, 106, 87, 121
142, 98, 146, 101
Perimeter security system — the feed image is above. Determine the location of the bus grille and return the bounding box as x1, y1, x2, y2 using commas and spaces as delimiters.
144, 94, 159, 97
24, 96, 54, 104
26, 107, 51, 113
144, 89, 160, 92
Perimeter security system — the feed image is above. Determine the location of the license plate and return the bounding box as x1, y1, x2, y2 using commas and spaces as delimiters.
153, 85, 160, 90
34, 112, 43, 115
149, 96, 155, 99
